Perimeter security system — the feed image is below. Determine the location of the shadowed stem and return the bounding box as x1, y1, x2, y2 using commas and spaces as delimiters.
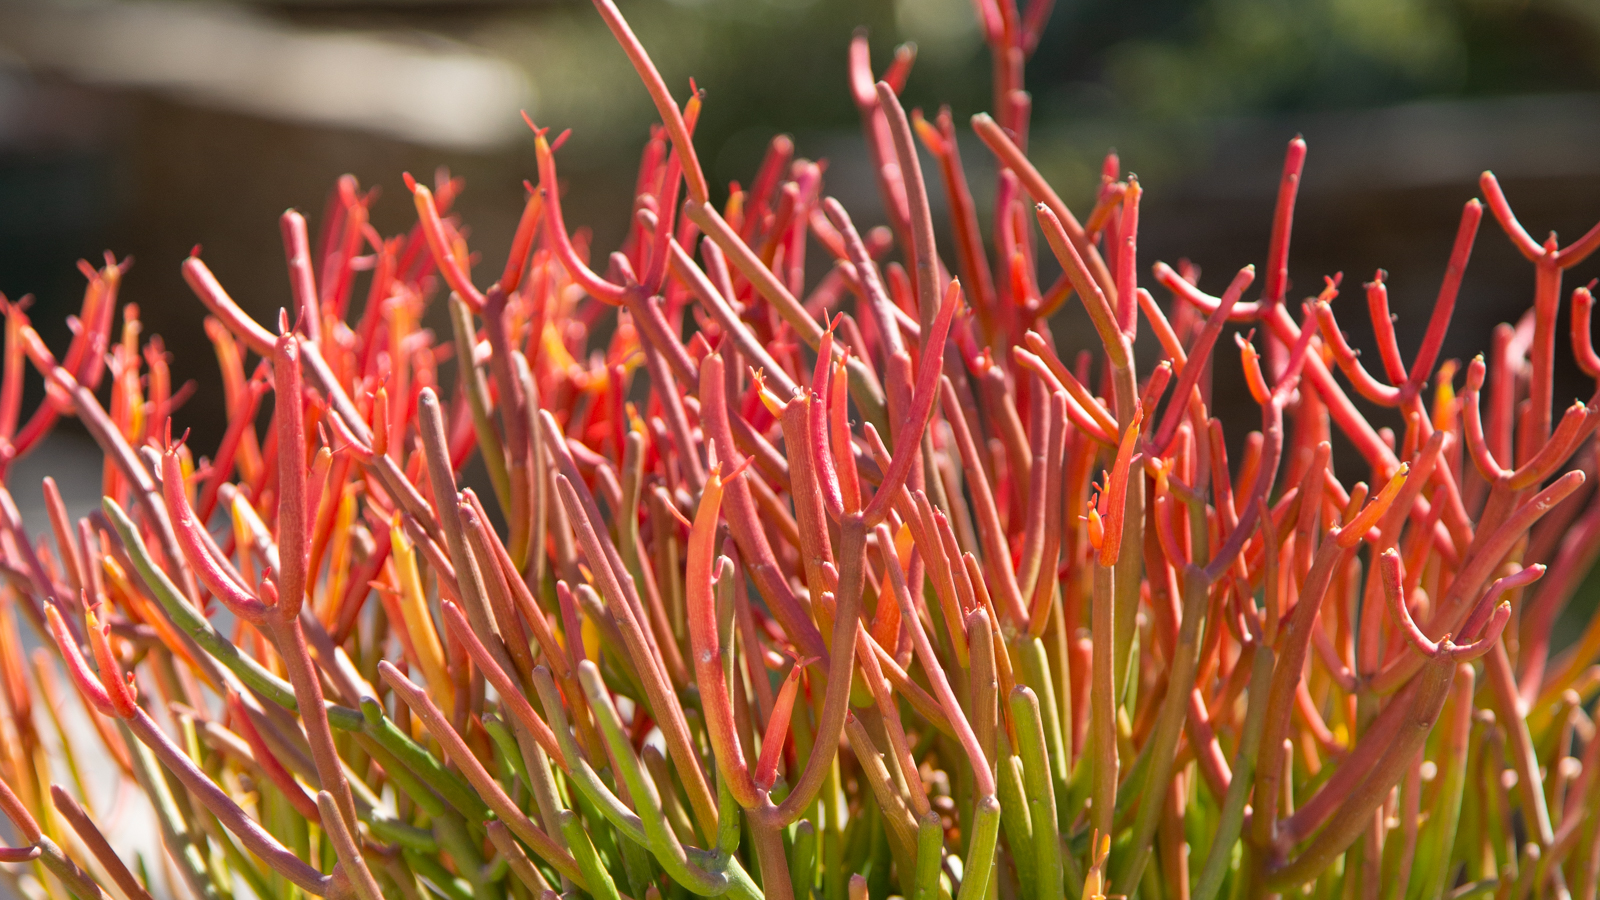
380, 661, 587, 888
755, 515, 866, 827
1113, 564, 1212, 894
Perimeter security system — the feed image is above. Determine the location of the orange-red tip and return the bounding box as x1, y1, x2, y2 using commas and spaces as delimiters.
1084, 505, 1105, 551
724, 453, 756, 484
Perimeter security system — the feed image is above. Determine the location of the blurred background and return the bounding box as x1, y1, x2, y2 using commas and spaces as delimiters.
2, 0, 1600, 681
0, 0, 1598, 891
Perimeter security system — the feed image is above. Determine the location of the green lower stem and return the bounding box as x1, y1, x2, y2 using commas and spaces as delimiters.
1089, 562, 1118, 841
995, 743, 1036, 899
358, 699, 485, 820
562, 810, 622, 900
957, 797, 1002, 900
790, 819, 817, 900
913, 811, 944, 900
1113, 569, 1212, 895
1012, 638, 1069, 805
1011, 686, 1062, 900
1413, 667, 1472, 900
1192, 639, 1275, 900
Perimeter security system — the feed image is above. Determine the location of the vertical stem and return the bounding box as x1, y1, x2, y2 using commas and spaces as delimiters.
418, 389, 518, 688
1011, 686, 1061, 900
269, 614, 357, 843
1416, 664, 1475, 900
968, 610, 998, 778
1526, 257, 1562, 460
1484, 640, 1556, 847
1110, 366, 1144, 707
752, 821, 796, 900
1090, 561, 1118, 840
448, 297, 511, 511
1114, 567, 1211, 894
791, 820, 818, 900
877, 83, 940, 332
995, 744, 1036, 896
913, 811, 944, 900
315, 791, 383, 900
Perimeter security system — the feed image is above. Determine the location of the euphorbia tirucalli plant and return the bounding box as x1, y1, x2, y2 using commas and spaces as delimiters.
0, 0, 1598, 899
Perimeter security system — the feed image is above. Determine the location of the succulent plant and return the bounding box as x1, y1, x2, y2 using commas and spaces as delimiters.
0, 1, 1597, 899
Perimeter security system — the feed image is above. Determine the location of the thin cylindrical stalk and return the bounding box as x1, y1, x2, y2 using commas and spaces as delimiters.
314, 791, 382, 900
1011, 686, 1061, 900
1088, 561, 1117, 839
879, 524, 994, 797
1252, 533, 1348, 847
1113, 566, 1211, 894
379, 662, 586, 887
125, 705, 330, 894
684, 200, 887, 430
560, 810, 622, 900
575, 660, 737, 894
51, 785, 153, 900
1192, 637, 1274, 900
912, 811, 944, 900
687, 464, 760, 808
757, 515, 867, 826
267, 613, 357, 837
1416, 663, 1476, 900
876, 83, 940, 333
554, 473, 717, 838
698, 354, 826, 659
417, 389, 516, 683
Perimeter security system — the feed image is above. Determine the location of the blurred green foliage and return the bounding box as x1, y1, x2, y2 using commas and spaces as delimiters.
442, 0, 1600, 205
1054, 0, 1600, 117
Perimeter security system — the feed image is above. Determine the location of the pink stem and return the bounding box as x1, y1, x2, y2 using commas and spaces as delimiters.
588, 0, 708, 205
1400, 199, 1482, 402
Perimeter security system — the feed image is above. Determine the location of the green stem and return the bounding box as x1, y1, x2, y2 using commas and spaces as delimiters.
448, 295, 511, 510
358, 698, 485, 820
913, 811, 944, 900
561, 810, 623, 900
1114, 568, 1211, 894
790, 819, 817, 900
577, 660, 730, 895
108, 498, 365, 726
995, 739, 1036, 899
531, 666, 647, 843
1415, 664, 1475, 900
957, 797, 1001, 900
1192, 639, 1275, 900
1011, 686, 1062, 900
1089, 562, 1118, 840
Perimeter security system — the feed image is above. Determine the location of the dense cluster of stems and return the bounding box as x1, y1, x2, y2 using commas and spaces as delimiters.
0, 1, 1597, 898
